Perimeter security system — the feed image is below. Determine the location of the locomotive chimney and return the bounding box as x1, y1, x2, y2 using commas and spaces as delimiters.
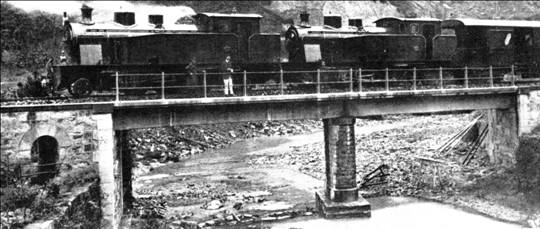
299, 11, 310, 27
80, 4, 94, 25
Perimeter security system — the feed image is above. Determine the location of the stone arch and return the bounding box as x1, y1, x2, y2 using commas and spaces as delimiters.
18, 123, 71, 156
30, 135, 59, 184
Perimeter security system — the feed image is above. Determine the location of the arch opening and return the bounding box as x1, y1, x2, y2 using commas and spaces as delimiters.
30, 135, 59, 185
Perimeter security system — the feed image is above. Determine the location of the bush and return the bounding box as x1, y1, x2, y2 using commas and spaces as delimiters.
57, 181, 102, 229
0, 185, 38, 211
56, 165, 99, 191
30, 194, 60, 219
1, 1, 63, 70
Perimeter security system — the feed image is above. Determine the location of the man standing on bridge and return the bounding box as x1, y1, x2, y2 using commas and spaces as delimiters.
221, 55, 235, 96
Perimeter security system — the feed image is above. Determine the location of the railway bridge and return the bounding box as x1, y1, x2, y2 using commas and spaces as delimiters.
2, 84, 539, 229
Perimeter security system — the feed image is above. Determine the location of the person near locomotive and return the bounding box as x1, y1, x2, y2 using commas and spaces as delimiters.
59, 50, 68, 65
43, 56, 55, 95
185, 57, 199, 86
220, 55, 235, 96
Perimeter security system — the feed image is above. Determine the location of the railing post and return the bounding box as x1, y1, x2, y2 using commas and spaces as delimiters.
511, 65, 515, 86
358, 68, 362, 93
115, 72, 119, 102
385, 68, 389, 92
464, 66, 469, 89
203, 70, 207, 98
489, 65, 494, 88
280, 69, 284, 95
413, 67, 417, 91
511, 64, 515, 76
161, 72, 165, 100
439, 67, 444, 90
317, 69, 321, 94
243, 70, 247, 97
349, 68, 353, 92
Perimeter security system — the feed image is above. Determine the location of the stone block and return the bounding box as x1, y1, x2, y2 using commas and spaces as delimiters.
315, 191, 371, 218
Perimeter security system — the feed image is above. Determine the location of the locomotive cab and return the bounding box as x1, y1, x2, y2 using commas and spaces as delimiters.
193, 12, 281, 65
374, 17, 452, 63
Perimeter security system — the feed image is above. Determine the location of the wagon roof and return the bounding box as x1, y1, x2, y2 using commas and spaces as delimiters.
442, 18, 540, 28
196, 12, 263, 18
374, 17, 442, 23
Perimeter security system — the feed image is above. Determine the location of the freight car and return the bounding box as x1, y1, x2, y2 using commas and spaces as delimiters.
441, 18, 540, 77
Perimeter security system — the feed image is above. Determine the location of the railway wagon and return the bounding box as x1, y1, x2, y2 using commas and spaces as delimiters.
441, 18, 540, 77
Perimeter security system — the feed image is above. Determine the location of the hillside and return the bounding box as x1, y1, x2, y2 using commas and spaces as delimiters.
390, 1, 540, 20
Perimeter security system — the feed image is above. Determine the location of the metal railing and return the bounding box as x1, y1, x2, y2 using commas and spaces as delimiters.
111, 65, 525, 102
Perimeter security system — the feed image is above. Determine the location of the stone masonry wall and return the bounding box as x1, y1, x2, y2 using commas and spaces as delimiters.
1, 111, 98, 171
518, 90, 540, 135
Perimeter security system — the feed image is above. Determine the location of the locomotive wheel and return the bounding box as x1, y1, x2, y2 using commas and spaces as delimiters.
69, 78, 92, 97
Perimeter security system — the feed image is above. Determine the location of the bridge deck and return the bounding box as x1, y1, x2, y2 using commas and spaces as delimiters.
1, 86, 523, 113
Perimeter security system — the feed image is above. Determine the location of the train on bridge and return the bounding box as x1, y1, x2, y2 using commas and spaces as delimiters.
38, 4, 540, 97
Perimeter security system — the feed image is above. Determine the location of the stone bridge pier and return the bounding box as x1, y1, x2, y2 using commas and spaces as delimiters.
316, 117, 370, 218
95, 113, 136, 229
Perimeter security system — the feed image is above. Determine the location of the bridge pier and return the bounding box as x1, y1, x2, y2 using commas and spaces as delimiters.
316, 117, 370, 218
95, 114, 123, 229
485, 108, 519, 167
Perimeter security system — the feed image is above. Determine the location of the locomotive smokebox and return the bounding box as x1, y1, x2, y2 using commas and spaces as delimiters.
349, 18, 363, 30
80, 4, 94, 25
324, 15, 342, 28
300, 11, 310, 27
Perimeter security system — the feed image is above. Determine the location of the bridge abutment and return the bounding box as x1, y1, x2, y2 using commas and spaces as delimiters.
484, 89, 539, 167
316, 117, 371, 218
96, 113, 123, 229
518, 90, 540, 135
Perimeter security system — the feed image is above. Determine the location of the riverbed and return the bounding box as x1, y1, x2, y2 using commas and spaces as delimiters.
130, 114, 537, 228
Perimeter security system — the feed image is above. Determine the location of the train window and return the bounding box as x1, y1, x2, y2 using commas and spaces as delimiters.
80, 44, 102, 65
399, 23, 406, 33
525, 34, 533, 46
441, 28, 455, 35
466, 28, 487, 48
304, 44, 322, 63
217, 21, 231, 33
504, 33, 512, 46
411, 24, 419, 34
486, 29, 513, 49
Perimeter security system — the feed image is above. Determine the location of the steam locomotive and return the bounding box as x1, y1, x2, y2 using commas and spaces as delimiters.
53, 4, 540, 97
